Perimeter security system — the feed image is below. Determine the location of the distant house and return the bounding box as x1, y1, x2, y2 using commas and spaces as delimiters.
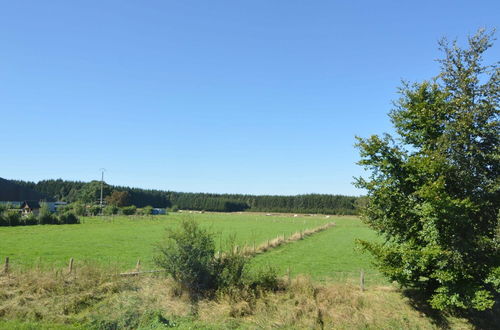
21, 201, 41, 215
45, 201, 68, 212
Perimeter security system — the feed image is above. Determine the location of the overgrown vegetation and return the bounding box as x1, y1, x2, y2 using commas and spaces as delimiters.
1, 267, 497, 329
356, 29, 499, 311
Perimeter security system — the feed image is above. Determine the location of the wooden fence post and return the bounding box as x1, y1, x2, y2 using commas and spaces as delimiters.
360, 270, 365, 292
68, 258, 74, 274
3, 257, 9, 273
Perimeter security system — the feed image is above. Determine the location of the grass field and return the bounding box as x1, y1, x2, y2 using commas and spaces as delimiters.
249, 217, 385, 285
0, 212, 345, 271
2, 212, 496, 329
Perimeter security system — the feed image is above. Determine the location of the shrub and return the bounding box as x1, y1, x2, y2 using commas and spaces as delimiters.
58, 212, 80, 225
140, 205, 154, 216
248, 267, 281, 292
214, 237, 247, 290
155, 219, 282, 300
154, 219, 218, 298
87, 205, 101, 216
21, 213, 38, 226
71, 202, 86, 216
5, 211, 21, 226
38, 203, 57, 225
0, 212, 6, 227
168, 205, 179, 213
103, 204, 119, 215
121, 205, 137, 215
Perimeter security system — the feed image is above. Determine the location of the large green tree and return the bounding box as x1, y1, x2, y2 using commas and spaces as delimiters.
355, 29, 499, 311
78, 180, 111, 204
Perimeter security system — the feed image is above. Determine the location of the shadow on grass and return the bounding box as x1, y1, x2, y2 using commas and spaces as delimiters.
402, 289, 500, 330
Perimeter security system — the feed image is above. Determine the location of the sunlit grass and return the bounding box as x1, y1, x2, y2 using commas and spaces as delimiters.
0, 212, 331, 270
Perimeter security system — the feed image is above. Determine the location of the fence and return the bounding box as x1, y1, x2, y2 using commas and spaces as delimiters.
1, 256, 385, 291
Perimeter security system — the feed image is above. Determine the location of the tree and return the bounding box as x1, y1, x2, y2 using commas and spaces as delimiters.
105, 190, 130, 207
78, 181, 111, 204
355, 29, 499, 311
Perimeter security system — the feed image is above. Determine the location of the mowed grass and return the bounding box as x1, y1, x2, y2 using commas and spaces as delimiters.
250, 216, 385, 285
0, 212, 332, 270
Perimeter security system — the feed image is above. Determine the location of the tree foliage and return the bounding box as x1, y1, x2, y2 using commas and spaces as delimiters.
355, 30, 499, 311
11, 178, 362, 214
78, 181, 112, 204
105, 190, 130, 207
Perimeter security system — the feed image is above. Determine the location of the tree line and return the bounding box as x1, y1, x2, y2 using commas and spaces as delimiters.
11, 179, 362, 214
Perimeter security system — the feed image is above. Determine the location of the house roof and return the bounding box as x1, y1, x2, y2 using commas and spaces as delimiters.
21, 200, 41, 209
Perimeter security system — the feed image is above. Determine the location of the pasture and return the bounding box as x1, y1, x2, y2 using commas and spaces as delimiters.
249, 217, 385, 285
2, 213, 492, 329
0, 212, 380, 283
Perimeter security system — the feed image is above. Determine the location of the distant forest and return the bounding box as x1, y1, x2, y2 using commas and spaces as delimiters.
5, 178, 363, 215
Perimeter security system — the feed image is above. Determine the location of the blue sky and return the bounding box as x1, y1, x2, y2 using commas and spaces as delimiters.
1, 1, 498, 195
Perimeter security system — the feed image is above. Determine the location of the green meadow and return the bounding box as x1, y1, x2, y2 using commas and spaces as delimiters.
0, 213, 348, 268
249, 217, 385, 285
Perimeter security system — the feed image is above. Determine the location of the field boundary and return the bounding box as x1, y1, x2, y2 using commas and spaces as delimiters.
236, 222, 336, 257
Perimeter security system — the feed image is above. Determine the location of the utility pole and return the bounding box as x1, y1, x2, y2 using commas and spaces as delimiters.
99, 168, 106, 213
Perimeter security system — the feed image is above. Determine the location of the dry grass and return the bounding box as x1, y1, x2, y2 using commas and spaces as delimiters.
196, 275, 475, 329
241, 222, 336, 257
0, 267, 481, 329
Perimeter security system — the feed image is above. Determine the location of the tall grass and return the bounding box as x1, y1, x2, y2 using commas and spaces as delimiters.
0, 267, 488, 329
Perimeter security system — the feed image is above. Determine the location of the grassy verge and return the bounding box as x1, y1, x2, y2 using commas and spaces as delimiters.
0, 267, 490, 329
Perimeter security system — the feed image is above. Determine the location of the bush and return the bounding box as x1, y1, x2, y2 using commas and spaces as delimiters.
168, 205, 179, 213
155, 219, 282, 300
87, 205, 101, 216
139, 205, 154, 216
154, 219, 218, 298
0, 212, 6, 227
213, 238, 247, 290
121, 205, 137, 215
248, 267, 281, 292
57, 212, 80, 225
38, 203, 57, 225
71, 202, 86, 216
103, 204, 119, 216
5, 211, 21, 226
21, 213, 38, 226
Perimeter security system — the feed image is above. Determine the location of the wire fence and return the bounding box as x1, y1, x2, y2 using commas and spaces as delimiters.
1, 255, 388, 290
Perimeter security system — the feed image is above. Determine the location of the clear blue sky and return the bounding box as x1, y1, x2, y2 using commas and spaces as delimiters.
1, 1, 498, 195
